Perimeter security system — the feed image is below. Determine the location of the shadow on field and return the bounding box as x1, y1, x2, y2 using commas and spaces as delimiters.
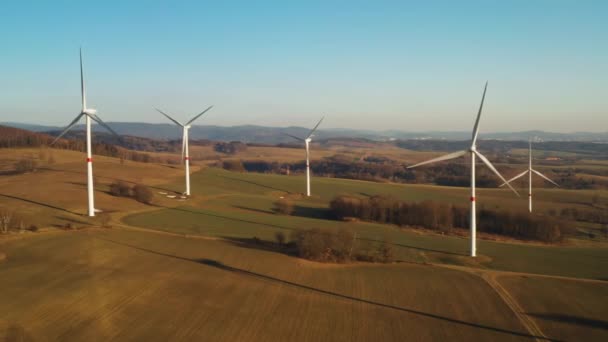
54, 215, 89, 225
0, 193, 81, 216
528, 313, 608, 330
97, 237, 552, 341
233, 206, 274, 215
234, 205, 331, 220
292, 205, 331, 219
218, 175, 292, 194
224, 234, 464, 259
221, 236, 296, 257
357, 237, 464, 257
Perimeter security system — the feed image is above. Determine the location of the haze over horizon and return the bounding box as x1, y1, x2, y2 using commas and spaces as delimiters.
1, 1, 606, 132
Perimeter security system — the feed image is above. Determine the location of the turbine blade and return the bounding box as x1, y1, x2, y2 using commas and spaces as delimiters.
51, 113, 85, 145
531, 169, 559, 187
88, 114, 120, 138
284, 132, 305, 142
155, 107, 184, 127
407, 150, 466, 169
475, 150, 519, 196
80, 48, 86, 111
306, 116, 325, 139
499, 170, 528, 187
471, 82, 488, 146
186, 105, 214, 126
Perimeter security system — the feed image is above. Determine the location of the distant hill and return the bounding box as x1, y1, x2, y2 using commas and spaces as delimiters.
2, 124, 606, 160
0, 125, 55, 147
2, 121, 607, 144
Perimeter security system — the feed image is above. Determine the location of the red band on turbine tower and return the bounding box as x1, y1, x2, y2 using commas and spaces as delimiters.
184, 157, 189, 161
528, 194, 532, 197
86, 157, 92, 163
470, 196, 476, 202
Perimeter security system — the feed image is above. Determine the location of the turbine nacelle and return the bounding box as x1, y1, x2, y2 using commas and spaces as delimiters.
83, 108, 97, 115
305, 138, 312, 143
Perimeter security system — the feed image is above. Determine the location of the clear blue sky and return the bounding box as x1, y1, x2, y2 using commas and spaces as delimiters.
0, 1, 606, 132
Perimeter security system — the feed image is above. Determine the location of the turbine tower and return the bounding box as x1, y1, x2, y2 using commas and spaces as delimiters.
52, 48, 120, 217
155, 106, 213, 196
285, 116, 324, 197
407, 83, 519, 257
500, 140, 558, 212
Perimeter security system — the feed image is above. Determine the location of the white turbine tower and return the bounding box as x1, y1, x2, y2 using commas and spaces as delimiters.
52, 48, 121, 217
407, 83, 519, 257
154, 106, 214, 196
285, 116, 324, 197
500, 140, 558, 212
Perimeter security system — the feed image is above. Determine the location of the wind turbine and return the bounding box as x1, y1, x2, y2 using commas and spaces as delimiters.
500, 140, 558, 212
52, 48, 121, 217
285, 116, 324, 197
407, 83, 519, 257
154, 106, 214, 196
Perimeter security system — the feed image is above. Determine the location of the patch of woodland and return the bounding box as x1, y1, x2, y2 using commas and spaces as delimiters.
329, 195, 569, 243
108, 181, 154, 204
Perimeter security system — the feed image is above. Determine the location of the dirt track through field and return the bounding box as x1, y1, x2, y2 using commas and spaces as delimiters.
480, 273, 548, 342
434, 263, 608, 342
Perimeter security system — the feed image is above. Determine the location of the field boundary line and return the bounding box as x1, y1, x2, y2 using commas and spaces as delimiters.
481, 273, 549, 342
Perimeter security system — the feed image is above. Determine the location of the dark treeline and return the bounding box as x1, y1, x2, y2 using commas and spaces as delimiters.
0, 125, 168, 164
395, 140, 608, 159
240, 154, 607, 190
329, 195, 566, 243
559, 207, 608, 225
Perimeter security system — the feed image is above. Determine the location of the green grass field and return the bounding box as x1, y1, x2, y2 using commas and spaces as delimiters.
124, 167, 608, 279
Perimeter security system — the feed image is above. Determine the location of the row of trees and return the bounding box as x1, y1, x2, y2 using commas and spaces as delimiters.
329, 195, 566, 243
558, 207, 608, 225
239, 156, 513, 188
238, 153, 606, 190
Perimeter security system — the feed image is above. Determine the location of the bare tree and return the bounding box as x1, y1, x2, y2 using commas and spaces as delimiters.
0, 209, 13, 234
274, 231, 286, 246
